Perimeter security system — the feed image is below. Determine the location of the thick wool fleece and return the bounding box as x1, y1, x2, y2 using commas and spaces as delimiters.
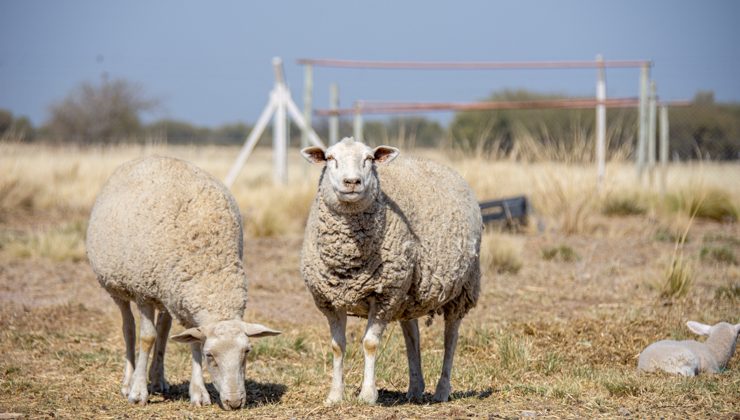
86, 156, 247, 327
301, 156, 482, 322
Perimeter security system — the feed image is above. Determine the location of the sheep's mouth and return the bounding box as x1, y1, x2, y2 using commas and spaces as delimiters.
336, 189, 365, 202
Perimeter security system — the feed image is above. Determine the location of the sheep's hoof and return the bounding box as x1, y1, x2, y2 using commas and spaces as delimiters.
406, 388, 424, 402
149, 379, 169, 395
189, 385, 211, 407
358, 387, 378, 405
433, 382, 450, 402
324, 388, 344, 406
127, 384, 148, 405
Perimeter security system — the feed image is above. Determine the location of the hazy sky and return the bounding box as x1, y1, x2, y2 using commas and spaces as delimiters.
1, 0, 739, 127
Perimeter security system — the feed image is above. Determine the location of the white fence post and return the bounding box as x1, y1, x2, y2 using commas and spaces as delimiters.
353, 102, 363, 140
636, 63, 650, 181
647, 80, 657, 187
329, 83, 339, 145
595, 54, 607, 190
659, 105, 669, 196
302, 64, 313, 150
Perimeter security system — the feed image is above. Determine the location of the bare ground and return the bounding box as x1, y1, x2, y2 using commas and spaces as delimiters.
0, 211, 738, 419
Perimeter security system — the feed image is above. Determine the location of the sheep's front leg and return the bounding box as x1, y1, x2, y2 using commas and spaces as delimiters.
359, 300, 387, 404
113, 297, 136, 398
433, 317, 461, 402
324, 310, 347, 405
400, 319, 424, 401
128, 301, 156, 405
188, 343, 212, 406
148, 309, 172, 394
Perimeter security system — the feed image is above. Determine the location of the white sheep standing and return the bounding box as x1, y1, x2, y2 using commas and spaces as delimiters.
300, 138, 482, 404
86, 156, 280, 410
638, 321, 740, 376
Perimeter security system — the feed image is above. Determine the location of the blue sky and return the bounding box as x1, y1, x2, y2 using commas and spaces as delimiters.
1, 0, 738, 127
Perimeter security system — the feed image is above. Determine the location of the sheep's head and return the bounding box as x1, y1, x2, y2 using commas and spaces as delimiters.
302, 137, 398, 213
171, 320, 281, 410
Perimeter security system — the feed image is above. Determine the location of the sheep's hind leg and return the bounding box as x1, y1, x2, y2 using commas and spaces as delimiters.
128, 301, 156, 405
112, 297, 136, 398
359, 299, 388, 404
324, 310, 347, 405
400, 319, 425, 401
148, 309, 172, 394
433, 317, 461, 402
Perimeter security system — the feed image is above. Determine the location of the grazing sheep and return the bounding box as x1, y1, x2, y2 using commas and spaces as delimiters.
86, 156, 280, 410
638, 321, 740, 376
300, 138, 482, 404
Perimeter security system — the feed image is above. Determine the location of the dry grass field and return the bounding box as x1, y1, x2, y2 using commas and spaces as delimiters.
0, 142, 738, 419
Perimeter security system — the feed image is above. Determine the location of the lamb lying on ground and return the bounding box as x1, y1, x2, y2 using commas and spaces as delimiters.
86, 156, 280, 410
300, 138, 482, 404
638, 321, 740, 376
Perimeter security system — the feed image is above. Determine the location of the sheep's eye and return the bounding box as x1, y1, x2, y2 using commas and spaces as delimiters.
205, 353, 216, 363
326, 156, 334, 161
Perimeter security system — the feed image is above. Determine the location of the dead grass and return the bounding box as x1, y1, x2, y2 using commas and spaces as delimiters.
0, 143, 739, 418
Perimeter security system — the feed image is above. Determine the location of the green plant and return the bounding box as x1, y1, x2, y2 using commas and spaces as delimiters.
700, 245, 737, 265
542, 245, 580, 262
601, 192, 648, 216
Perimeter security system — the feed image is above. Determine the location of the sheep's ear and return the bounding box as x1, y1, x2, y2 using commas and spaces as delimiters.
171, 327, 206, 343
301, 146, 326, 164
242, 322, 281, 338
373, 145, 399, 164
686, 321, 712, 336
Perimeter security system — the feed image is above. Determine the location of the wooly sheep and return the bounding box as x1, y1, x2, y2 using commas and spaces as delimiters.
300, 137, 482, 404
86, 156, 280, 410
638, 321, 740, 376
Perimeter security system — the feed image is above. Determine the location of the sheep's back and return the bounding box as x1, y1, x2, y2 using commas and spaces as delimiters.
378, 157, 482, 312
86, 156, 246, 320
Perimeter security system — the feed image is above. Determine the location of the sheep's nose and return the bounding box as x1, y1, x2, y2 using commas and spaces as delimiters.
343, 177, 361, 188
222, 397, 243, 410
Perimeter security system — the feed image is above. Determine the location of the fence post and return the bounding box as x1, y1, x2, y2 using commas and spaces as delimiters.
329, 83, 339, 145
647, 80, 657, 187
272, 58, 288, 185
302, 64, 313, 150
659, 105, 669, 196
595, 54, 607, 190
636, 63, 649, 181
353, 102, 363, 141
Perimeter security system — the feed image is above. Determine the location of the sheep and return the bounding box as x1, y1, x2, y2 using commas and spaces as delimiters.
86, 156, 280, 410
638, 321, 740, 376
300, 137, 482, 404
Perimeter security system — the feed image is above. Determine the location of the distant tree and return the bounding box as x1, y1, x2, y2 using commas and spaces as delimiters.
669, 92, 740, 160
0, 108, 35, 141
449, 89, 636, 159
363, 117, 444, 148
45, 77, 157, 144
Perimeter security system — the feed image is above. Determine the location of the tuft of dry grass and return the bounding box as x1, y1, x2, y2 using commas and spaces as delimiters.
0, 221, 87, 262
480, 231, 523, 274
665, 187, 738, 223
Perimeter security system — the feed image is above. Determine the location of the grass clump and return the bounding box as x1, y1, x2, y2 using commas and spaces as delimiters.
601, 192, 648, 216
480, 232, 523, 274
1, 221, 87, 262
497, 333, 530, 371
665, 188, 738, 223
661, 257, 693, 299
700, 245, 737, 265
542, 244, 580, 262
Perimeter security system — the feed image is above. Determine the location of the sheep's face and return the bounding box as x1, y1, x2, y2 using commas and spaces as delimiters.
171, 320, 281, 410
302, 137, 398, 212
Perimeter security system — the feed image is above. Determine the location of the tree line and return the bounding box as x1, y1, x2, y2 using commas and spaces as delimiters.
2, 77, 738, 160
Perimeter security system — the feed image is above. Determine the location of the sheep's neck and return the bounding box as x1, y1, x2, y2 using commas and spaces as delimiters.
317, 193, 386, 278
706, 330, 738, 368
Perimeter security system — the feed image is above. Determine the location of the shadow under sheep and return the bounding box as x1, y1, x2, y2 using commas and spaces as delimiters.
375, 388, 494, 406
162, 380, 287, 409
